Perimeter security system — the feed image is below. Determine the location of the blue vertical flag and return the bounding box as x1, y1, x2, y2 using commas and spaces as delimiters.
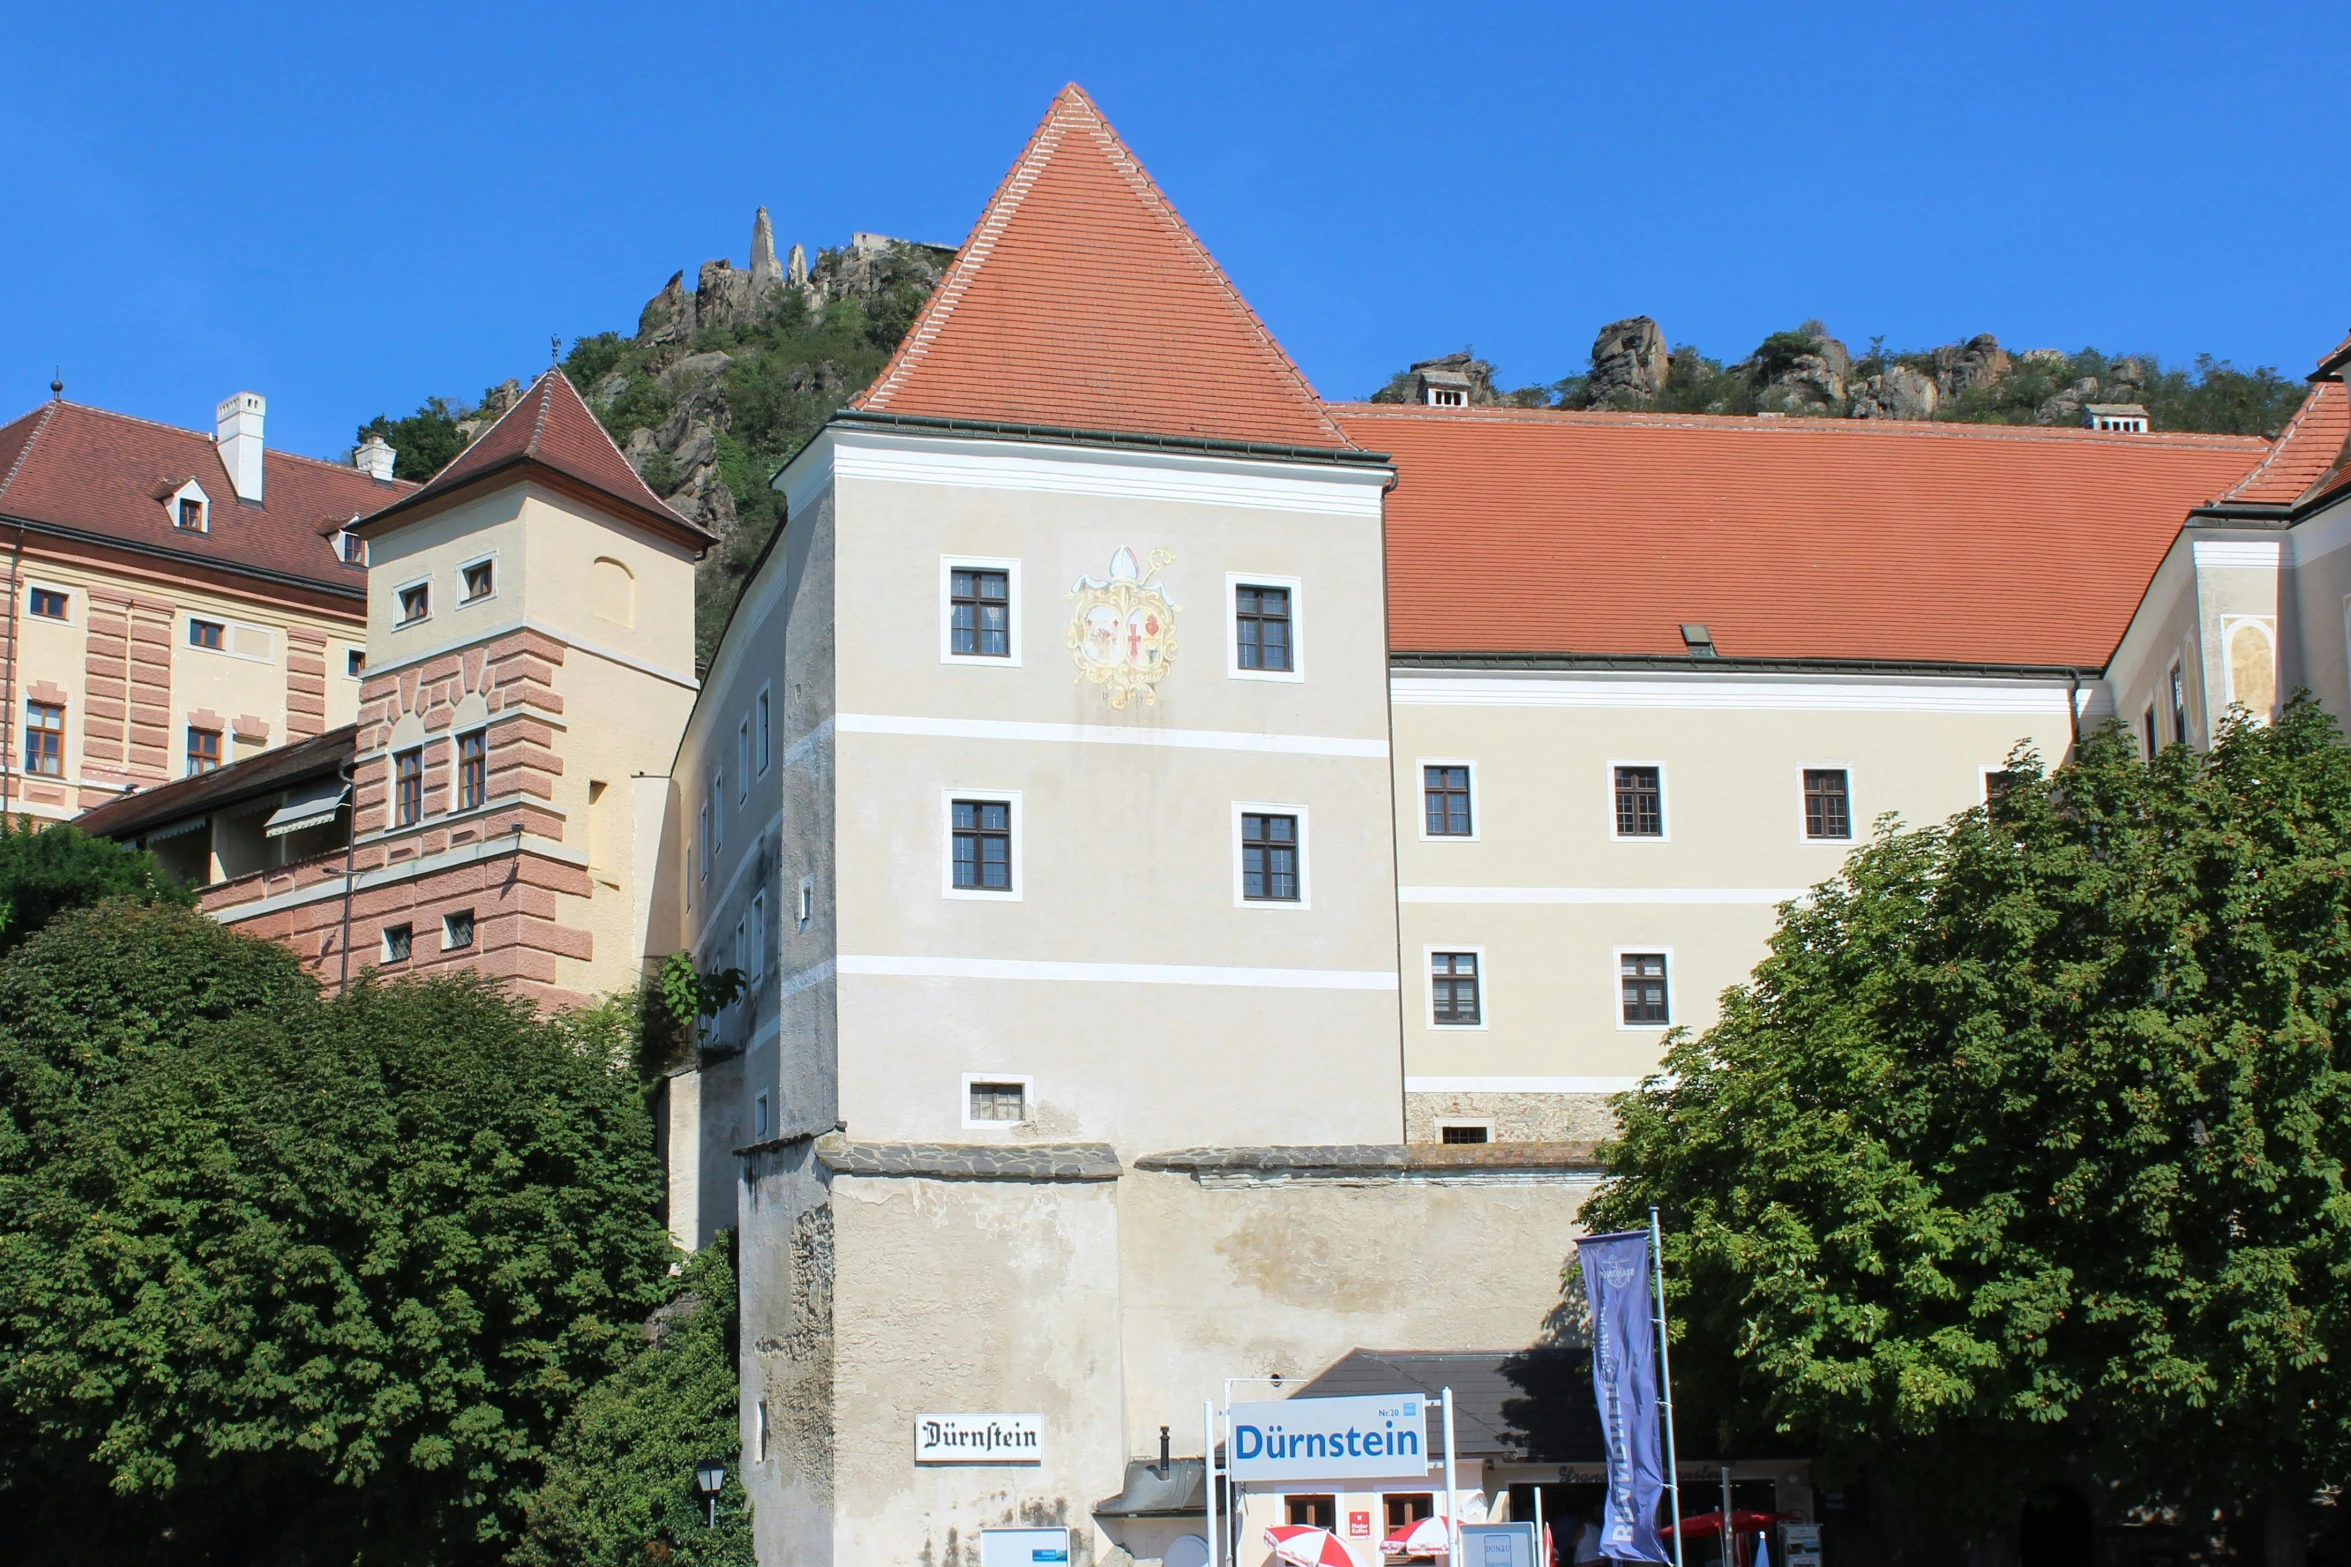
1577, 1230, 1670, 1564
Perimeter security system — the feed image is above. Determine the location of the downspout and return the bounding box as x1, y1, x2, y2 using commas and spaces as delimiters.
2066, 668, 2083, 759
1, 521, 21, 824
336, 757, 357, 995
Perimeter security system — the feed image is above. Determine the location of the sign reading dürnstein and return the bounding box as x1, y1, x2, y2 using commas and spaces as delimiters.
1068, 546, 1178, 708
914, 1413, 1046, 1464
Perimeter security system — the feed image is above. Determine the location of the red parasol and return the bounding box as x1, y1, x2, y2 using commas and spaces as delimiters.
1661, 1512, 1795, 1539
1267, 1526, 1358, 1567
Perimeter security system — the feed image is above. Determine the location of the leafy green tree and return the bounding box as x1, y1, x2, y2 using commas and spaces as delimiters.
0, 818, 190, 956
0, 902, 674, 1564
1586, 702, 2351, 1555
358, 397, 472, 482
512, 1233, 753, 1567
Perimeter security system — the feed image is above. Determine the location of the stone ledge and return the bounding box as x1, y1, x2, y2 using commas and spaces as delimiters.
1136, 1142, 1605, 1179
811, 1130, 1123, 1182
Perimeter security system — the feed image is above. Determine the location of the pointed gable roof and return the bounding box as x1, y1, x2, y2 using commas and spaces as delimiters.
359, 368, 713, 547
2207, 379, 2348, 507
853, 85, 1355, 453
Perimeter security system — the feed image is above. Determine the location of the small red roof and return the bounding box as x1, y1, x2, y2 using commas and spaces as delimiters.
361, 368, 711, 545
1342, 403, 2271, 669
853, 84, 1353, 452
2208, 379, 2347, 506
0, 398, 409, 595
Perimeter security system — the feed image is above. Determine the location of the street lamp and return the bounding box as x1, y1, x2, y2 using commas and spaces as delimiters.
693, 1456, 727, 1527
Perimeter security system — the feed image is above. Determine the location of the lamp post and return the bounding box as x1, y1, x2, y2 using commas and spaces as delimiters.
693, 1455, 728, 1528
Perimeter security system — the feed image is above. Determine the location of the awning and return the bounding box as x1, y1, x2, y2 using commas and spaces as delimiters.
146, 815, 209, 843
263, 778, 349, 838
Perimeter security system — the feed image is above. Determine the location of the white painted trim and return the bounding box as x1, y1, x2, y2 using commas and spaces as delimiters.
363, 617, 699, 691
825, 427, 1390, 518
784, 715, 833, 771
942, 789, 1022, 901
210, 830, 585, 926
959, 1071, 1036, 1132
1415, 758, 1479, 842
1422, 943, 1489, 1031
780, 957, 836, 999
22, 579, 73, 624
1795, 762, 1858, 846
1226, 571, 1304, 683
1391, 673, 2079, 715
1406, 1075, 1643, 1094
1233, 800, 1310, 910
836, 711, 1385, 759
1613, 945, 1676, 1032
836, 954, 1397, 990
939, 555, 1023, 667
2192, 539, 2284, 569
1606, 759, 1669, 843
1398, 885, 1805, 904
391, 574, 432, 628
456, 549, 500, 607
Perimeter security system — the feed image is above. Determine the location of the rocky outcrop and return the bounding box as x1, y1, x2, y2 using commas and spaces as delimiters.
638, 272, 694, 346
750, 207, 782, 290
1585, 317, 1669, 408
1851, 363, 1939, 421
1933, 334, 2010, 400
1750, 322, 1850, 413
454, 379, 522, 441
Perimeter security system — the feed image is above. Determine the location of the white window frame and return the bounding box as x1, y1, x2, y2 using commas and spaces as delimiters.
1612, 945, 1676, 1032
441, 908, 474, 951
1423, 943, 1489, 1031
380, 923, 413, 963
456, 549, 498, 607
942, 788, 1023, 902
753, 1090, 772, 1142
1415, 757, 1479, 842
1226, 571, 1305, 683
960, 1071, 1036, 1132
750, 890, 767, 982
1606, 760, 1670, 843
757, 686, 772, 775
337, 528, 367, 566
166, 479, 211, 533
1795, 763, 1857, 846
393, 575, 432, 628
342, 646, 366, 681
24, 581, 71, 624
939, 556, 1023, 666
737, 717, 751, 800
1232, 800, 1311, 910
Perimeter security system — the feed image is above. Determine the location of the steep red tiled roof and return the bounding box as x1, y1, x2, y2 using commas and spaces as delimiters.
2209, 379, 2347, 505
854, 85, 1352, 452
0, 398, 408, 596
361, 368, 712, 545
1342, 403, 2271, 668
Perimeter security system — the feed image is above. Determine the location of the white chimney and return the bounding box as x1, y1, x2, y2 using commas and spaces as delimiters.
214, 391, 266, 504
354, 433, 395, 481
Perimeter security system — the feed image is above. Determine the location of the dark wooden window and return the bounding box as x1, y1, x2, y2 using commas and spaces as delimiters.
952, 800, 1012, 890
1235, 585, 1293, 672
969, 1081, 1025, 1122
443, 909, 474, 950
1241, 812, 1299, 901
1384, 1495, 1435, 1533
397, 583, 429, 623
458, 730, 487, 811
395, 748, 424, 826
1802, 769, 1851, 840
949, 568, 1010, 656
186, 727, 221, 775
1621, 953, 1669, 1025
1441, 1124, 1490, 1144
26, 588, 65, 620
24, 700, 62, 777
188, 618, 224, 651
382, 924, 412, 962
177, 497, 204, 531
2141, 706, 2159, 759
1431, 952, 1481, 1024
1285, 1496, 1336, 1530
340, 530, 366, 564
1423, 765, 1471, 836
2169, 664, 2188, 746
1613, 766, 1662, 836
461, 560, 494, 601
1985, 770, 2019, 805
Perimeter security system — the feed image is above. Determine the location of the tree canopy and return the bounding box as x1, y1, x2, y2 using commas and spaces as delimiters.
1585, 702, 2351, 1549
0, 817, 190, 957
0, 902, 674, 1564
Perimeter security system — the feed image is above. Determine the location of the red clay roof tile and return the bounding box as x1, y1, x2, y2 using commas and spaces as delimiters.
1340, 403, 2271, 669
0, 398, 409, 595
854, 84, 1353, 452
2209, 379, 2347, 506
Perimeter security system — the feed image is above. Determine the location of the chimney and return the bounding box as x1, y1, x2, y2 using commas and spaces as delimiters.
215, 392, 266, 503
354, 433, 396, 481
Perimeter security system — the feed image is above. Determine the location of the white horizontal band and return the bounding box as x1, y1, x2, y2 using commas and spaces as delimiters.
829, 429, 1389, 518
1399, 885, 1804, 905
2191, 540, 2283, 568
1391, 675, 2080, 715
837, 712, 1387, 759
1406, 1075, 1644, 1094
836, 954, 1397, 990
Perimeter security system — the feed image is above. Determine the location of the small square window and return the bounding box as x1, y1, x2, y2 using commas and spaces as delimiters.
1286, 1497, 1337, 1531
340, 530, 367, 565
1613, 766, 1663, 837
346, 648, 366, 678
26, 588, 66, 620
1621, 953, 1669, 1025
950, 568, 1011, 657
1423, 765, 1471, 836
177, 497, 205, 531
397, 583, 429, 624
969, 1081, 1026, 1122
382, 924, 413, 963
1431, 951, 1481, 1025
188, 618, 225, 651
460, 560, 494, 602
1240, 812, 1299, 902
443, 909, 474, 950
1803, 769, 1851, 840
952, 800, 1012, 891
186, 726, 221, 776
1235, 585, 1293, 672
1440, 1124, 1490, 1145
395, 747, 424, 826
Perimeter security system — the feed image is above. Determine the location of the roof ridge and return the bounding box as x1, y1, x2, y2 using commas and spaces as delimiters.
1332, 400, 2272, 448
2215, 379, 2341, 501
525, 370, 557, 458
0, 402, 60, 500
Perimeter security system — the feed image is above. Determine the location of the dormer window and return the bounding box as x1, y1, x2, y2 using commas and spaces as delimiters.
2085, 403, 2149, 434
178, 497, 207, 531
1426, 386, 1466, 407
460, 559, 495, 603
340, 529, 367, 565
396, 582, 430, 625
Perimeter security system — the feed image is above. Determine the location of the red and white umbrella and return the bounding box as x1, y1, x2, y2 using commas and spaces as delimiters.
1266, 1526, 1357, 1567
1381, 1517, 1453, 1558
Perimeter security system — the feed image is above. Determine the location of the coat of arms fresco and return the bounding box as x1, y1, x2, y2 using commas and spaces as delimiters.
1068, 546, 1178, 708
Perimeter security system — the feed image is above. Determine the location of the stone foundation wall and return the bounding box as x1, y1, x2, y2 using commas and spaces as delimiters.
1405, 1090, 1618, 1144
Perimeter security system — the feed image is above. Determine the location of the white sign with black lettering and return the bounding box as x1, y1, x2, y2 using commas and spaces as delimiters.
915, 1413, 1044, 1464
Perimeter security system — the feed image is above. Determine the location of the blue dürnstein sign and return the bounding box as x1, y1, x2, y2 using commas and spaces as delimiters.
1578, 1231, 1670, 1564
1227, 1393, 1433, 1482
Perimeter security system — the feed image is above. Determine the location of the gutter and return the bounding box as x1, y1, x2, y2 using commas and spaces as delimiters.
0, 511, 366, 602
1390, 651, 2107, 681
795, 407, 1393, 480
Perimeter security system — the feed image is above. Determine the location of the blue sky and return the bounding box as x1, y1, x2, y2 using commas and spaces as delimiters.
3, 2, 2343, 458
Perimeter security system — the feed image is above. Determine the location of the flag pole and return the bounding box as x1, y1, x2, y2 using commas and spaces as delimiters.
1650, 1207, 1685, 1567
1205, 1400, 1220, 1567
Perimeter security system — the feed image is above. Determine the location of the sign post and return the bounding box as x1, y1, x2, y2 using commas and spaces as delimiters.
1205, 1401, 1220, 1567
1576, 1227, 1673, 1566
1651, 1208, 1685, 1567
1442, 1387, 1460, 1566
